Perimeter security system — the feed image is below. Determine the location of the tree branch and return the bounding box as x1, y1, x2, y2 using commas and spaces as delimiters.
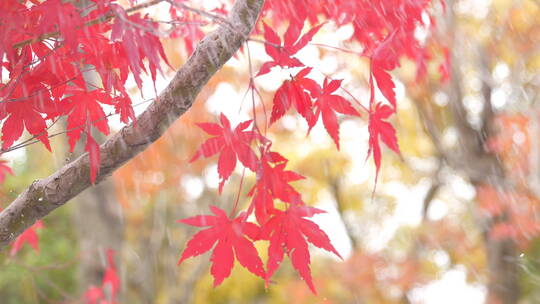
479, 46, 495, 141
0, 0, 265, 250
421, 158, 443, 221
328, 177, 359, 249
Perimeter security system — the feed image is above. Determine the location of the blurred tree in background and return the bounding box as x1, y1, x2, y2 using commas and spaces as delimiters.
0, 0, 539, 303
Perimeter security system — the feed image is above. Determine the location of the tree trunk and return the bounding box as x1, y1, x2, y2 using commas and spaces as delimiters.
412, 1, 521, 302
73, 175, 123, 291
485, 236, 519, 304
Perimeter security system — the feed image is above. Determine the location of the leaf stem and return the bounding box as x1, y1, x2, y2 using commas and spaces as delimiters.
230, 168, 246, 217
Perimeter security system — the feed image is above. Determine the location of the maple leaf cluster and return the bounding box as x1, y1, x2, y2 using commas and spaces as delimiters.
170, 0, 439, 293
182, 112, 342, 293
179, 5, 443, 289
260, 0, 449, 176
0, 0, 181, 183
262, 0, 438, 81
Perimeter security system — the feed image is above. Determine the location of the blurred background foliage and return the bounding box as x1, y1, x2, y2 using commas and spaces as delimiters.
1, 0, 539, 303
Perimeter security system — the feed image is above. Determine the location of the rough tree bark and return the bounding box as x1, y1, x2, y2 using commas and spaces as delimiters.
0, 0, 265, 250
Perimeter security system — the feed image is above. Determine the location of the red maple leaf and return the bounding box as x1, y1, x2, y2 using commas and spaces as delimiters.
371, 66, 396, 109
0, 99, 51, 151
312, 78, 360, 149
79, 35, 130, 97
64, 88, 111, 152
190, 114, 260, 193
439, 48, 451, 83
257, 19, 324, 76
102, 249, 120, 301
63, 88, 112, 184
110, 7, 169, 91
369, 29, 400, 109
177, 206, 265, 286
83, 286, 105, 304
247, 146, 305, 223
112, 95, 136, 125
270, 67, 319, 127
367, 102, 400, 180
10, 220, 43, 256
0, 67, 57, 151
31, 0, 84, 50
169, 6, 207, 55
259, 205, 342, 294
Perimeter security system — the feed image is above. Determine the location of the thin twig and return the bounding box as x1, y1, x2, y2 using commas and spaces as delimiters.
12, 0, 166, 49
310, 42, 362, 55
166, 0, 230, 26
